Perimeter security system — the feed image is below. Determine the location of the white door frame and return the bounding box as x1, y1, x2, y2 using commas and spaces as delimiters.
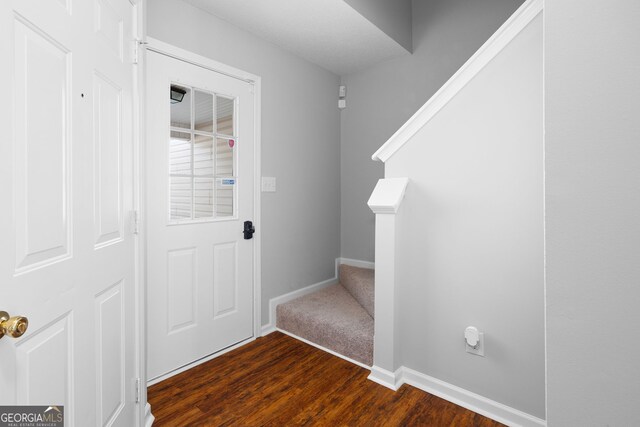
131, 1, 149, 426
134, 34, 262, 417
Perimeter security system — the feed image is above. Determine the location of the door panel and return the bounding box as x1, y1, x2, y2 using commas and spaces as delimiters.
93, 72, 125, 249
213, 242, 238, 318
167, 248, 198, 333
95, 280, 125, 426
16, 315, 72, 404
13, 17, 71, 272
95, 0, 124, 61
146, 51, 255, 381
0, 0, 136, 425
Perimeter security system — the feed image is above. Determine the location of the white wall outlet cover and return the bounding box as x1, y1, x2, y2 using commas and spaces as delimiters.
464, 326, 480, 347
465, 328, 485, 357
338, 99, 346, 109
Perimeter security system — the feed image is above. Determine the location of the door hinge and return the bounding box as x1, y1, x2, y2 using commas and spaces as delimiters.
131, 210, 140, 235
132, 39, 147, 65
135, 378, 141, 403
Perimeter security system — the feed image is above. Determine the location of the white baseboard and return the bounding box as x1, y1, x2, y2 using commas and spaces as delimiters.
261, 276, 338, 335
277, 328, 371, 371
337, 257, 375, 270
146, 337, 255, 386
144, 403, 154, 427
261, 324, 276, 336
400, 367, 546, 427
368, 365, 402, 390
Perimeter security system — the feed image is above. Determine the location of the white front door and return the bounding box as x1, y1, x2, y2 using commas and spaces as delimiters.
0, 0, 137, 426
146, 51, 256, 381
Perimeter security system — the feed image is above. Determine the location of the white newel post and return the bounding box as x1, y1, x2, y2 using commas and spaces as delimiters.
366, 177, 409, 390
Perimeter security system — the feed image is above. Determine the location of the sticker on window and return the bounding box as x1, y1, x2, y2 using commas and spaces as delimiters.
219, 178, 236, 186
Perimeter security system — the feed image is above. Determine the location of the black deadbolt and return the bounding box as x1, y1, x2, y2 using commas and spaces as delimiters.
243, 221, 255, 240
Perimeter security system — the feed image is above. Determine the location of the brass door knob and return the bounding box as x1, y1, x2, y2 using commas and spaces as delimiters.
0, 311, 29, 339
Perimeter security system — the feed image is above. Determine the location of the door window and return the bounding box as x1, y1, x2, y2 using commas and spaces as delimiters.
169, 84, 237, 222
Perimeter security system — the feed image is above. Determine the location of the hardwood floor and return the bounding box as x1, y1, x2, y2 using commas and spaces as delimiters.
148, 332, 504, 426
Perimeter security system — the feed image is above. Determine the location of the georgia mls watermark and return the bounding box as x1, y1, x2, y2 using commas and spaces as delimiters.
0, 406, 63, 427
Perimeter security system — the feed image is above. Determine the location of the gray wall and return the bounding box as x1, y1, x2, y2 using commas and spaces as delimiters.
545, 1, 640, 425
344, 0, 412, 52
147, 0, 341, 325
340, 0, 524, 262
387, 14, 544, 418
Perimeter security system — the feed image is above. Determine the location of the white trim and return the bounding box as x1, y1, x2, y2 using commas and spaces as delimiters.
146, 337, 255, 386
367, 178, 409, 214
368, 366, 402, 391
371, 0, 543, 162
541, 0, 548, 421
144, 403, 154, 427
252, 75, 263, 339
133, 2, 148, 427
400, 367, 546, 427
262, 276, 338, 334
337, 257, 375, 270
145, 37, 259, 83
261, 324, 277, 336
277, 328, 371, 371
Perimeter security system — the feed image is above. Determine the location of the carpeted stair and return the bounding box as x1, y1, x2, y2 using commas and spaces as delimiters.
276, 264, 374, 366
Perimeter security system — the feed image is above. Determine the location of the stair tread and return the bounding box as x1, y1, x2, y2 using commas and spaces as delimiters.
276, 283, 373, 366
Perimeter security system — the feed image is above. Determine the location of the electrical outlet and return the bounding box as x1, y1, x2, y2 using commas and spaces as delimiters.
466, 332, 485, 357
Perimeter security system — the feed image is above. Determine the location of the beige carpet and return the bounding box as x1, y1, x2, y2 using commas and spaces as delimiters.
276, 265, 374, 365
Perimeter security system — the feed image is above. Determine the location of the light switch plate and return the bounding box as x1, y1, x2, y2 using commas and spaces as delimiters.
261, 177, 276, 192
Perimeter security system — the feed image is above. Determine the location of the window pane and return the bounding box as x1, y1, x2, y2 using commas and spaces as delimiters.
215, 178, 235, 217
169, 134, 191, 174
170, 177, 192, 220
216, 96, 234, 135
194, 135, 213, 176
194, 90, 213, 132
194, 179, 214, 219
170, 85, 191, 129
170, 130, 190, 140
168, 85, 239, 222
215, 137, 234, 177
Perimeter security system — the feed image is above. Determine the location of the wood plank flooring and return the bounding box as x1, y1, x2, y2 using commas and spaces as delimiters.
148, 332, 505, 426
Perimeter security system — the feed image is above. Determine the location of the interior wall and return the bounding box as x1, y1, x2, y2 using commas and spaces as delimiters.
147, 0, 341, 325
386, 15, 545, 418
343, 0, 412, 52
545, 1, 640, 425
340, 0, 524, 262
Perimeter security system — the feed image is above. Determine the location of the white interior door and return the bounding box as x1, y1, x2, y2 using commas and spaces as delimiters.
0, 0, 137, 426
146, 50, 256, 381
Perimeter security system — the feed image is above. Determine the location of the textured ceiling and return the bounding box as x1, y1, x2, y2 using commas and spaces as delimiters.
181, 0, 410, 75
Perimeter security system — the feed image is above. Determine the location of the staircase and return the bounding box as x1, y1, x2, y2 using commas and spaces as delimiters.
276, 264, 374, 366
